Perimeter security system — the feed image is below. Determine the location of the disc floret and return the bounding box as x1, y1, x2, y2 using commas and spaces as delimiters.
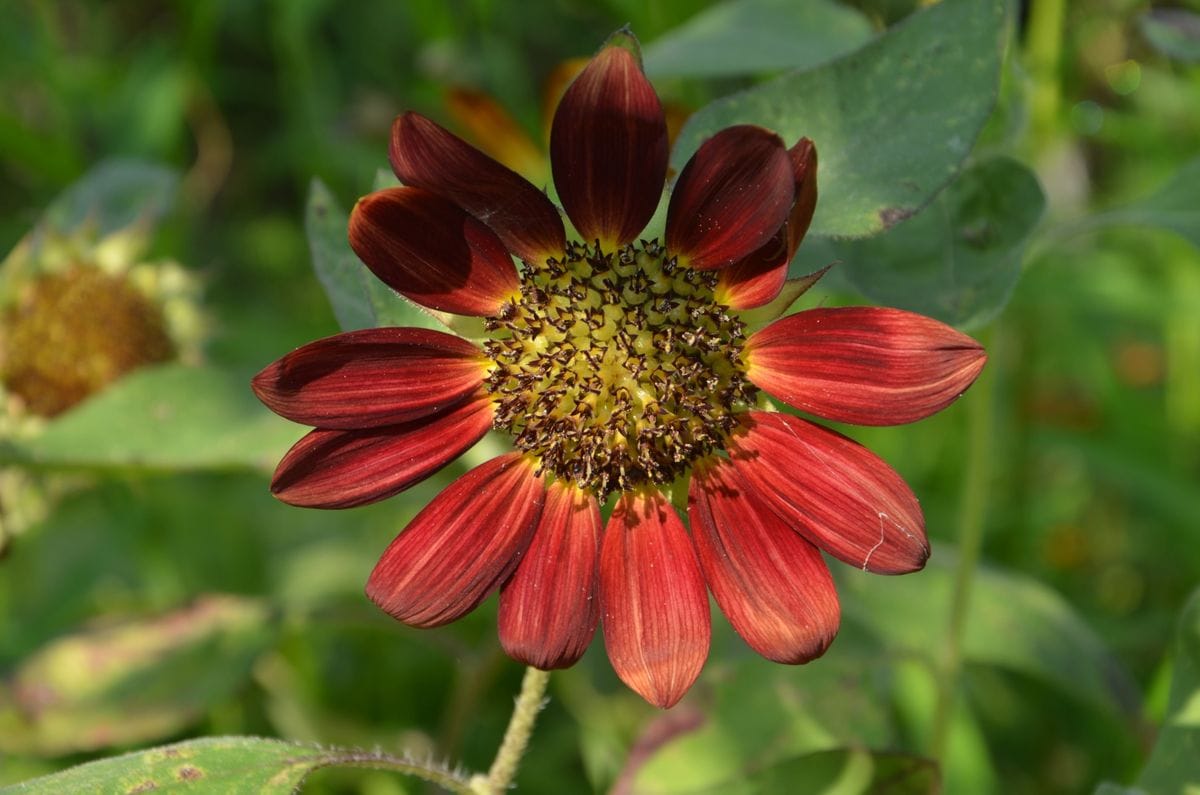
484, 240, 757, 497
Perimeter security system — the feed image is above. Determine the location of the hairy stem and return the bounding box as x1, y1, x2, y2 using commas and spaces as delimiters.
471, 666, 551, 794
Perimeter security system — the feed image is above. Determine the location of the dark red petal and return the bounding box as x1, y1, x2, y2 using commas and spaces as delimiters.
744, 307, 987, 426
665, 126, 794, 271
390, 112, 565, 265
689, 459, 840, 664
600, 489, 710, 709
784, 138, 818, 255
549, 33, 668, 248
498, 482, 600, 670
729, 411, 928, 574
714, 231, 788, 309
367, 453, 545, 628
270, 394, 493, 509
349, 187, 519, 316
252, 328, 487, 429
711, 138, 819, 308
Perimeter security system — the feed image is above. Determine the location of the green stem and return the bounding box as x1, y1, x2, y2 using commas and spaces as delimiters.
929, 326, 996, 762
471, 667, 551, 795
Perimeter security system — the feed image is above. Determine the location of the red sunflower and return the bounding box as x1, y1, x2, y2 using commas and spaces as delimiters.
253, 30, 986, 709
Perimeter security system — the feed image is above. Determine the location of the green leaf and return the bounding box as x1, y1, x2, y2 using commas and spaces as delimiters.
1092, 157, 1200, 250
3, 364, 298, 472
0, 597, 273, 755
43, 159, 179, 237
839, 551, 1139, 718
642, 0, 874, 78
802, 156, 1045, 329
306, 178, 453, 333
0, 737, 477, 794
672, 0, 1009, 239
1139, 9, 1200, 63
1118, 589, 1200, 795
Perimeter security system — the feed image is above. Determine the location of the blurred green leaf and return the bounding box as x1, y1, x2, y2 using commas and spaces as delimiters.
642, 0, 874, 78
0, 736, 449, 794
802, 156, 1045, 329
306, 178, 452, 334
672, 0, 1009, 239
0, 596, 273, 755
1093, 157, 1200, 250
42, 159, 179, 237
839, 551, 1139, 718
3, 364, 297, 472
1139, 9, 1200, 63
1098, 589, 1200, 795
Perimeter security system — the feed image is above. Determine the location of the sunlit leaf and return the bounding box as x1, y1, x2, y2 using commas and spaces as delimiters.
672, 0, 1009, 239
1139, 9, 1200, 63
3, 364, 298, 472
0, 597, 273, 756
643, 0, 874, 78
797, 156, 1045, 329
839, 550, 1140, 718
0, 735, 472, 794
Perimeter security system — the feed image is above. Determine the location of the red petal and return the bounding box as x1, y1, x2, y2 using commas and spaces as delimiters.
549, 32, 668, 249
252, 328, 487, 429
784, 138, 818, 256
665, 126, 794, 271
349, 187, 519, 316
498, 482, 600, 669
600, 490, 710, 709
714, 139, 818, 309
744, 307, 987, 426
689, 459, 839, 664
390, 112, 566, 265
729, 411, 928, 574
270, 395, 493, 509
714, 231, 788, 309
367, 453, 545, 628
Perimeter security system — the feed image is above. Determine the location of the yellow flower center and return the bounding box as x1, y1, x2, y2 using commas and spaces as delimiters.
484, 240, 756, 497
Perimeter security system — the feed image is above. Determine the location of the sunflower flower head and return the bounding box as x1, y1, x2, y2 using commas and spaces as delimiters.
254, 30, 987, 709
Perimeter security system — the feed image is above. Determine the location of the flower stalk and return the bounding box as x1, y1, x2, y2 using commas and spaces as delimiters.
471, 666, 552, 795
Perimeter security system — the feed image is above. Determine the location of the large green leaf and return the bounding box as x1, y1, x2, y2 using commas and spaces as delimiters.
1095, 589, 1200, 795
838, 551, 1139, 718
0, 736, 474, 794
0, 596, 273, 755
2, 364, 297, 472
1091, 157, 1200, 250
306, 178, 451, 334
671, 0, 1009, 239
798, 156, 1044, 329
642, 0, 874, 78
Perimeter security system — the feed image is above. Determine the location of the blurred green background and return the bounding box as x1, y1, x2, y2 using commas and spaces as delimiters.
2, 1, 1199, 793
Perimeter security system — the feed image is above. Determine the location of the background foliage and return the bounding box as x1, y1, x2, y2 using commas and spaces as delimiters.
2, 0, 1199, 792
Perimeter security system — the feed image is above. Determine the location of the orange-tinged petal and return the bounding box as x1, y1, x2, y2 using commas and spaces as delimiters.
252, 328, 487, 429
729, 411, 929, 574
270, 394, 494, 509
666, 126, 794, 271
349, 187, 519, 316
550, 31, 668, 249
445, 87, 547, 185
744, 307, 987, 426
600, 489, 710, 709
367, 453, 546, 628
390, 112, 566, 265
689, 459, 839, 664
498, 482, 600, 670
